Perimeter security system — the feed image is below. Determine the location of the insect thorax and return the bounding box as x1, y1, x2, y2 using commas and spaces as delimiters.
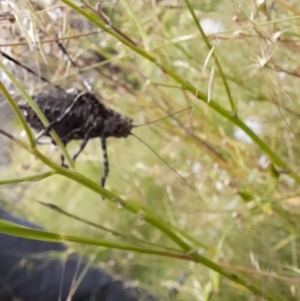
18, 89, 133, 143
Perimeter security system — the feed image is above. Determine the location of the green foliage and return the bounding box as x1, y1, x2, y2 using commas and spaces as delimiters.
1, 0, 300, 300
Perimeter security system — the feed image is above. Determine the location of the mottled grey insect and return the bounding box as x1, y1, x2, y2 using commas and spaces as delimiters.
18, 88, 133, 188
1, 49, 135, 188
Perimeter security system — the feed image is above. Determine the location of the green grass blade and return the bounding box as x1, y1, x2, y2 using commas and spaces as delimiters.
184, 0, 236, 112
0, 171, 55, 185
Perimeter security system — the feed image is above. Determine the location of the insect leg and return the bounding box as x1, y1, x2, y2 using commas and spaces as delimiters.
72, 131, 92, 162
60, 143, 69, 168
72, 139, 89, 161
58, 128, 83, 167
35, 92, 87, 142
41, 138, 68, 167
60, 153, 67, 168
100, 136, 109, 188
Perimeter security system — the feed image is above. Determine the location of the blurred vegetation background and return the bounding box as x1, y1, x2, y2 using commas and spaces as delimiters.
1, 0, 300, 300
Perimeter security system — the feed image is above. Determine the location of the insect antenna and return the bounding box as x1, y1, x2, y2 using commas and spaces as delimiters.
132, 106, 192, 128
130, 133, 195, 193
0, 50, 64, 92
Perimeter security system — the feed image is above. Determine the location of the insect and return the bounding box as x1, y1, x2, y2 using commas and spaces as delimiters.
18, 88, 133, 188
0, 49, 193, 193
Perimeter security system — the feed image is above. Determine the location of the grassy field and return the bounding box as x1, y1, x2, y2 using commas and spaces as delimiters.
1, 0, 300, 300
